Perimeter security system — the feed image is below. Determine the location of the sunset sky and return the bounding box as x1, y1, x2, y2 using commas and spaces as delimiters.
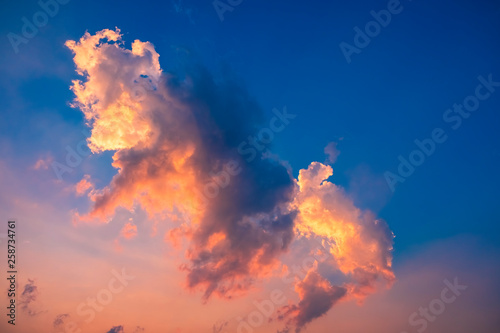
1, 0, 500, 333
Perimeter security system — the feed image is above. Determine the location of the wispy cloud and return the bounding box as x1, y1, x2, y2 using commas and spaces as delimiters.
19, 279, 44, 316
106, 325, 125, 333
324, 141, 340, 164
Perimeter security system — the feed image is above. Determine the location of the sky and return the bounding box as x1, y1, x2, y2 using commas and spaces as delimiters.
0, 0, 499, 332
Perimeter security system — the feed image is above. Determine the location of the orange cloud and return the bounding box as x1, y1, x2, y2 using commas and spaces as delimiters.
120, 222, 138, 240
66, 29, 295, 302
65, 28, 161, 153
32, 156, 53, 170
275, 161, 395, 331
294, 162, 394, 286
65, 29, 395, 332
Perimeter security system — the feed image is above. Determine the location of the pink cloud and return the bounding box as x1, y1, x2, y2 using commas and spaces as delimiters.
121, 222, 138, 240
75, 174, 93, 196
65, 29, 396, 331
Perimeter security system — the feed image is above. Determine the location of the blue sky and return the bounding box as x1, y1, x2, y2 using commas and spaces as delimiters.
1, 0, 500, 332
2, 0, 499, 253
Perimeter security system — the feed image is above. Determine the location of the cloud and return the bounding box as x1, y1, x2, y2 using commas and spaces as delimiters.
274, 162, 395, 331
277, 269, 347, 332
32, 155, 53, 170
307, 236, 500, 333
53, 313, 70, 328
106, 326, 125, 333
75, 174, 93, 196
121, 221, 138, 239
105, 325, 145, 333
324, 142, 340, 164
66, 28, 395, 330
66, 28, 296, 302
293, 162, 395, 288
19, 279, 43, 316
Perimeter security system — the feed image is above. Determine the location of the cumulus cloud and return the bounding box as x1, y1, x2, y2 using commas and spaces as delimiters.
294, 163, 395, 288
67, 28, 295, 301
302, 236, 500, 333
273, 162, 394, 331
66, 29, 395, 331
65, 28, 161, 154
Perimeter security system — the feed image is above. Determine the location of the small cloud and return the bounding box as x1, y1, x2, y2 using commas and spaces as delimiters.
106, 326, 124, 333
32, 156, 53, 170
71, 207, 113, 226
324, 142, 340, 164
53, 313, 70, 328
75, 174, 94, 196
120, 222, 138, 240
276, 269, 347, 332
19, 279, 43, 316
